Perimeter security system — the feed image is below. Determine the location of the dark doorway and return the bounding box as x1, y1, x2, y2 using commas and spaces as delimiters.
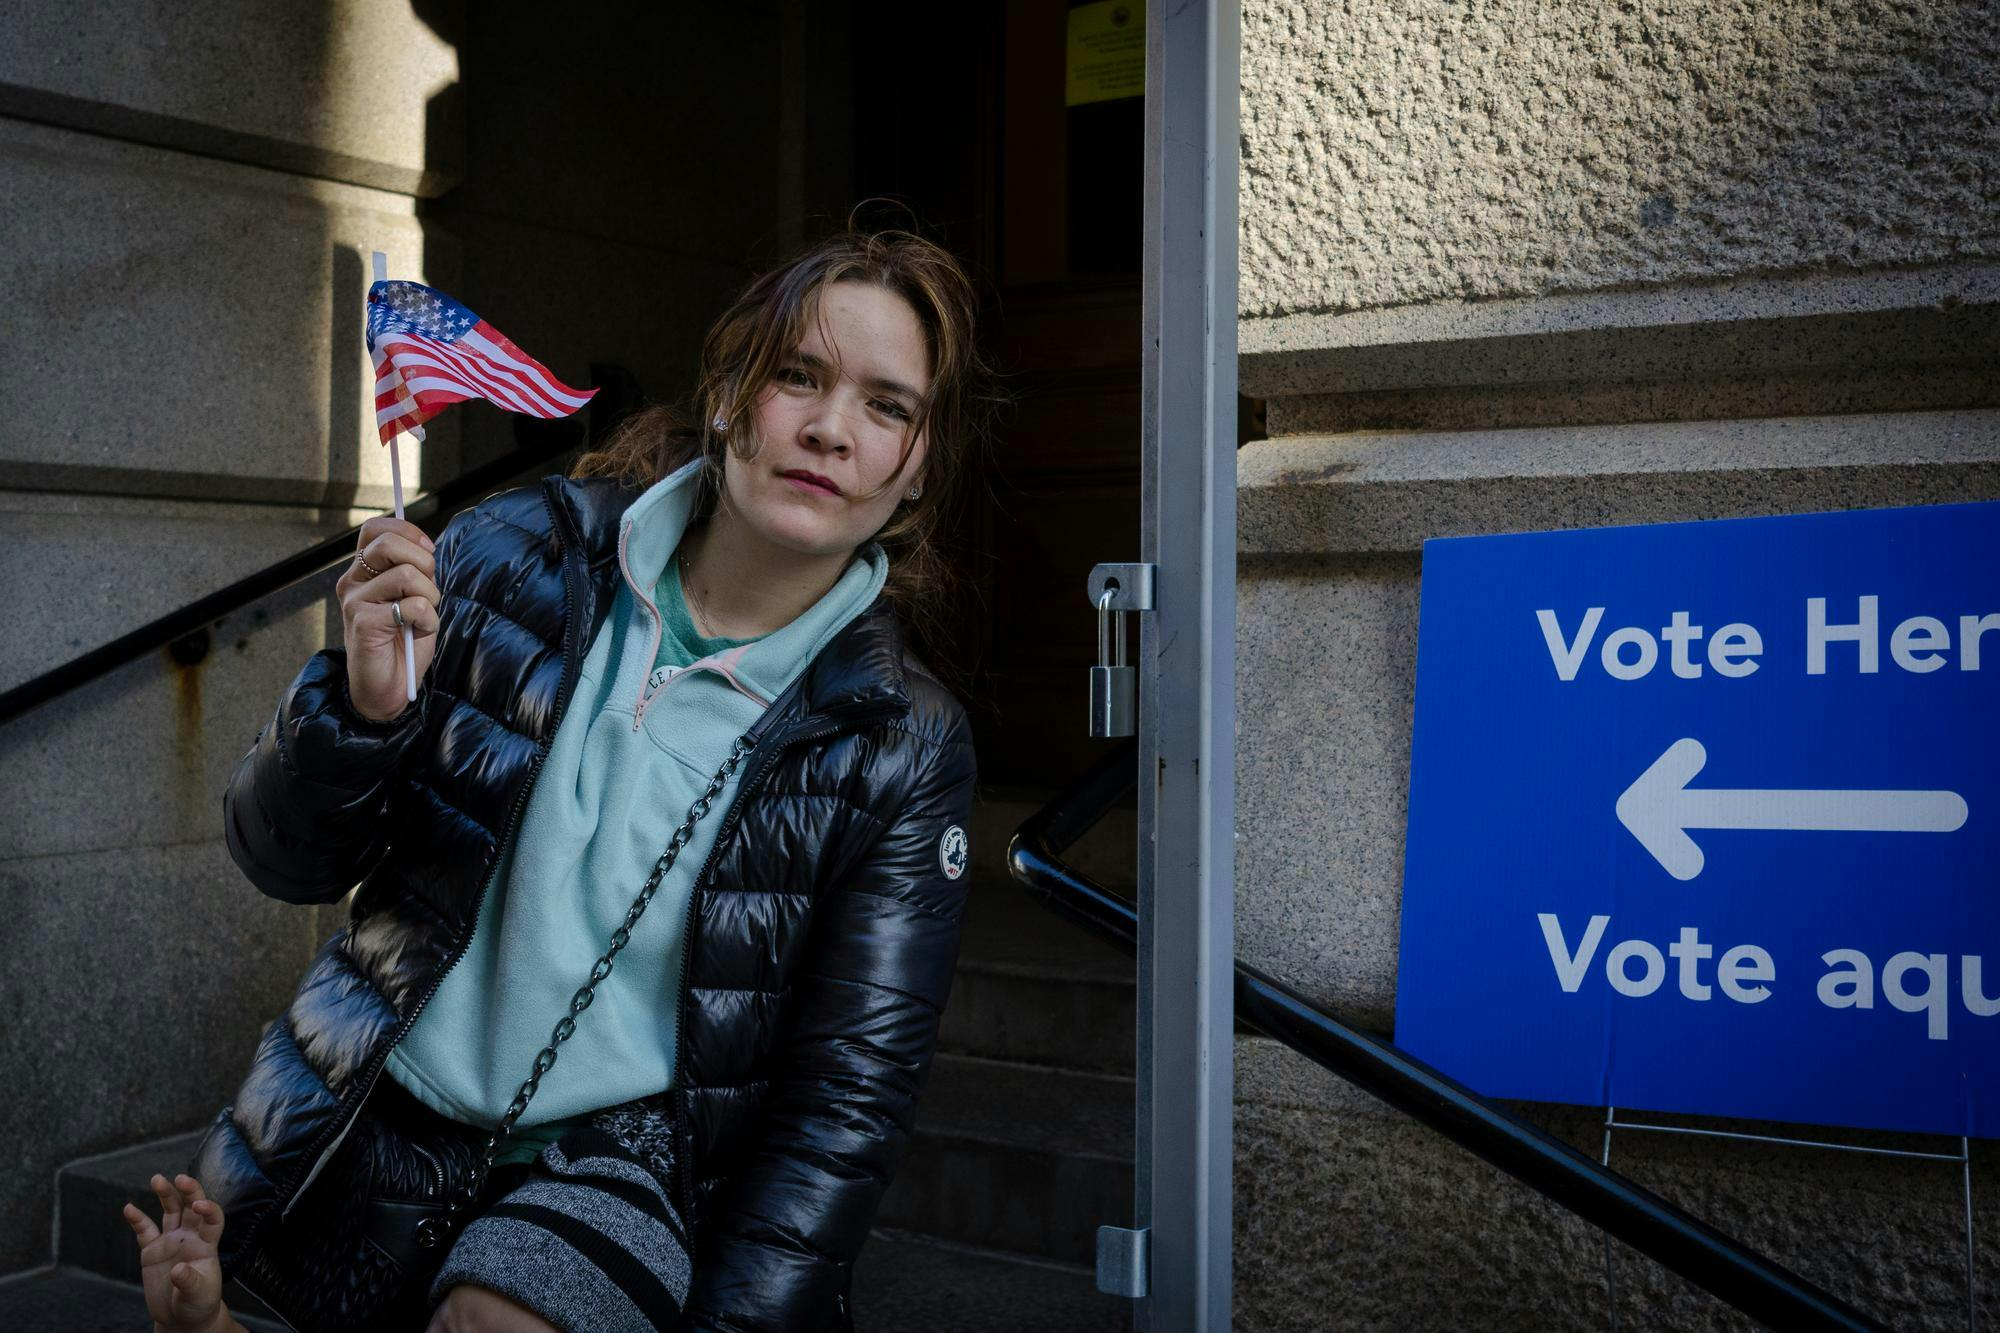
852, 0, 1145, 788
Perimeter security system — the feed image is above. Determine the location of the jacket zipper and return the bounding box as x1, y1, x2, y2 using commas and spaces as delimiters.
411, 1141, 446, 1200
619, 517, 667, 730
265, 478, 590, 1235
230, 1263, 304, 1333
667, 708, 884, 1228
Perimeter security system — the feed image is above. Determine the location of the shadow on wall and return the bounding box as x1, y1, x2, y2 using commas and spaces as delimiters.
0, 0, 467, 1279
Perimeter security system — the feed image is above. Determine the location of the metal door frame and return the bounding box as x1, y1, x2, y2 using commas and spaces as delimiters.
1134, 1, 1238, 1327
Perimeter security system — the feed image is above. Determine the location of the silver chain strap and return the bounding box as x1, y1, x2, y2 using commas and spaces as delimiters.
418, 727, 761, 1250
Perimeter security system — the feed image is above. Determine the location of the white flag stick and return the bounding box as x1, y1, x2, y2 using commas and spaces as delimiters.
370, 250, 421, 703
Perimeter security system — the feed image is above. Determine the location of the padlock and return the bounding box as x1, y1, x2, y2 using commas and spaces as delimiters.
1089, 585, 1136, 737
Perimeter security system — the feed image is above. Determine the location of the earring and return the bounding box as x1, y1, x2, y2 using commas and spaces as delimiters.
712, 417, 729, 433
907, 486, 922, 500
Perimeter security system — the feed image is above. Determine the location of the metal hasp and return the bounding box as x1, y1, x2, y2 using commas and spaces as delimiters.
1088, 562, 1157, 612
1137, 0, 1238, 1327
1097, 1224, 1151, 1299
1088, 563, 1155, 738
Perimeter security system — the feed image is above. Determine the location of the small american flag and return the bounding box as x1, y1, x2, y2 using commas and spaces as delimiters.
366, 279, 596, 442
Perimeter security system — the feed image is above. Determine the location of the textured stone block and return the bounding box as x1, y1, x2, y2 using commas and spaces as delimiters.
1239, 409, 2000, 556
1235, 1036, 1998, 1330
0, 841, 340, 1273
0, 117, 460, 506
0, 491, 372, 864
1265, 363, 2000, 437
1239, 265, 2000, 399
0, 0, 462, 195
1239, 0, 2000, 318
1236, 553, 1419, 1030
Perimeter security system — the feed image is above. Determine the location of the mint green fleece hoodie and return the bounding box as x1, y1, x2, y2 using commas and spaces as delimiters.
385, 457, 889, 1157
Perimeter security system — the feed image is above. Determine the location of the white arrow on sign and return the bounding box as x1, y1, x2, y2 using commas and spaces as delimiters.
1616, 738, 1969, 881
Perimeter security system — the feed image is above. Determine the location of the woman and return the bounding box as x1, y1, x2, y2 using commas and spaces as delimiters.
122, 220, 993, 1332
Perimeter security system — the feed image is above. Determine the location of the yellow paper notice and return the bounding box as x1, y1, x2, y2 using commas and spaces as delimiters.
1066, 0, 1146, 107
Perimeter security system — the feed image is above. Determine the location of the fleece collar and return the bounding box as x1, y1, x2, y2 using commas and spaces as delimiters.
603, 460, 892, 718
547, 472, 913, 722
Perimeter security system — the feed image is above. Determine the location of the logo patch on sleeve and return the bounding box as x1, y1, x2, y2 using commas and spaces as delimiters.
938, 825, 968, 880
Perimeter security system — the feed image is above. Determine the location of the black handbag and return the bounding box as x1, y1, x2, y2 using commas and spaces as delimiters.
234, 1078, 493, 1331
233, 727, 761, 1332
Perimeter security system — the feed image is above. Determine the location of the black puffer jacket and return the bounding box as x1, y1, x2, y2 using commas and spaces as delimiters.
190, 472, 978, 1330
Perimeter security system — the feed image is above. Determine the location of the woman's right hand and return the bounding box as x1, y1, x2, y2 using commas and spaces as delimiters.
122, 1172, 246, 1333
337, 515, 442, 723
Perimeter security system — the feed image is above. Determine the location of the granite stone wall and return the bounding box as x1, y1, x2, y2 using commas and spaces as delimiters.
0, 0, 464, 1275
1240, 0, 2000, 318
1235, 1038, 2000, 1330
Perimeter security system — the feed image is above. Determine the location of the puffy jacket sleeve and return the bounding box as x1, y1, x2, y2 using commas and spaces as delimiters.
221, 651, 432, 904
220, 519, 459, 904
681, 708, 978, 1331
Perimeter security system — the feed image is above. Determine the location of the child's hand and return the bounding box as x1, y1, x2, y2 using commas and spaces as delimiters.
121, 1172, 242, 1333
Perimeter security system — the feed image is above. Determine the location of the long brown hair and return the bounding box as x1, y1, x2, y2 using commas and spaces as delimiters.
571, 210, 1000, 688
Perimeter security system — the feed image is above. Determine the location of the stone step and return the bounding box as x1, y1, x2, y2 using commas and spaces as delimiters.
55, 1129, 291, 1328
949, 791, 1138, 1075
59, 1008, 1136, 1286
941, 956, 1136, 1075
852, 1227, 1130, 1331
1, 1228, 1130, 1333
57, 1130, 212, 1286
0, 1265, 287, 1333
882, 1051, 1135, 1265
967, 789, 1138, 908
944, 855, 1136, 1074
61, 1062, 1138, 1276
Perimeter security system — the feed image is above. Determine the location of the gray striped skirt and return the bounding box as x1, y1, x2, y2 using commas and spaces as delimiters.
428, 1123, 692, 1331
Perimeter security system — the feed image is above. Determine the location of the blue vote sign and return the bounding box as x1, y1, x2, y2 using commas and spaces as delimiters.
1394, 500, 2000, 1137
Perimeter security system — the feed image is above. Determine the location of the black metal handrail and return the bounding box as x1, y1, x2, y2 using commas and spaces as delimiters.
0, 434, 583, 728
1007, 738, 1886, 1332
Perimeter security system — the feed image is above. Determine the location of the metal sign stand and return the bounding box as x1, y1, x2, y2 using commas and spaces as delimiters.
1087, 1, 1240, 1329
1600, 1107, 1978, 1330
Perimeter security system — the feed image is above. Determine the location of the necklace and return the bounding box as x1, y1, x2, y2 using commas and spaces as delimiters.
678, 549, 719, 639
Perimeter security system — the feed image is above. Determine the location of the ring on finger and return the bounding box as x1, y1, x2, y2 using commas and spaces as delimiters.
355, 550, 385, 578
392, 599, 405, 629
